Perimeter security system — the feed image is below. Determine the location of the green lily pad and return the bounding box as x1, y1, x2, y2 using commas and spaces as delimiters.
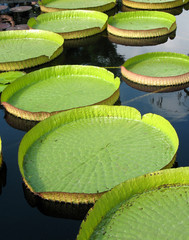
39, 0, 116, 12
107, 11, 176, 38
1, 65, 120, 121
18, 105, 178, 203
0, 30, 64, 71
121, 52, 189, 86
0, 71, 25, 93
28, 10, 108, 39
122, 0, 189, 9
77, 167, 189, 240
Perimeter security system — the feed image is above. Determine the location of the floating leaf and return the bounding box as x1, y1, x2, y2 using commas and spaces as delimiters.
28, 10, 108, 39
77, 167, 189, 240
0, 71, 25, 93
1, 65, 120, 121
18, 105, 178, 204
121, 52, 189, 86
0, 30, 64, 71
107, 11, 176, 38
39, 0, 117, 12
122, 0, 189, 9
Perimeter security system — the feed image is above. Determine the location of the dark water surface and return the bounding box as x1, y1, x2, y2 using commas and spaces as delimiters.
0, 2, 189, 239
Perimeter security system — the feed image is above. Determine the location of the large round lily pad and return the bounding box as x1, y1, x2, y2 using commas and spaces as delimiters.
0, 30, 64, 71
121, 52, 189, 86
18, 105, 179, 203
77, 167, 189, 239
39, 0, 116, 13
27, 10, 108, 39
1, 65, 120, 121
0, 71, 25, 93
107, 11, 176, 38
122, 0, 189, 9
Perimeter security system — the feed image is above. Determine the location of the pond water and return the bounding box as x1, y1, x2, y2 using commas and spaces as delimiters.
0, 2, 189, 239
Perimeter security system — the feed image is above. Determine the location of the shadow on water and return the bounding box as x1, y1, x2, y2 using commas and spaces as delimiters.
22, 183, 93, 220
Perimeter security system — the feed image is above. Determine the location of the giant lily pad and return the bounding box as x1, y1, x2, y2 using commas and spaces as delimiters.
0, 71, 25, 93
39, 0, 116, 13
77, 167, 189, 239
18, 105, 178, 204
122, 0, 189, 9
107, 11, 176, 38
1, 65, 120, 121
121, 52, 189, 86
27, 10, 108, 39
0, 30, 64, 71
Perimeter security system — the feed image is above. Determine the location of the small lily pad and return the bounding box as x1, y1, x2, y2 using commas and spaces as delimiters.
107, 11, 176, 38
0, 71, 25, 93
18, 105, 178, 204
77, 167, 189, 240
1, 65, 120, 121
28, 10, 108, 39
39, 0, 116, 12
121, 52, 189, 86
0, 30, 64, 71
122, 0, 189, 9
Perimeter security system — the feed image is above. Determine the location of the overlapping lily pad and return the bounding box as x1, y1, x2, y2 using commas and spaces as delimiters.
77, 167, 189, 239
18, 105, 178, 204
1, 65, 120, 121
0, 71, 25, 93
39, 0, 116, 13
107, 11, 176, 38
27, 10, 108, 39
122, 0, 189, 9
0, 30, 64, 71
121, 52, 189, 86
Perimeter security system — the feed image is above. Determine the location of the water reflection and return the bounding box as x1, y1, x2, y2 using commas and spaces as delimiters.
108, 31, 176, 46
122, 76, 189, 93
0, 162, 7, 195
22, 183, 93, 220
62, 36, 125, 67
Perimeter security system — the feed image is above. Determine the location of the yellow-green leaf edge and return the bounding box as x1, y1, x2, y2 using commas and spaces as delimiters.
18, 105, 179, 204
77, 167, 188, 239
122, 0, 189, 9
39, 0, 117, 13
0, 30, 64, 71
107, 11, 176, 38
28, 10, 108, 39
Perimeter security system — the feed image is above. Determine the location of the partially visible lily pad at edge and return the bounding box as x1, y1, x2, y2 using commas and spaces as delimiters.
0, 71, 25, 93
77, 167, 189, 240
0, 30, 64, 71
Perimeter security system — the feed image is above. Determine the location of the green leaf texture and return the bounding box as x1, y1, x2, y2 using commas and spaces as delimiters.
27, 10, 108, 39
1, 65, 120, 120
77, 167, 189, 240
107, 11, 176, 38
18, 105, 178, 202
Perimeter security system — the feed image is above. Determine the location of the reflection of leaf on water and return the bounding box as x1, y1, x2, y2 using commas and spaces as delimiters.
63, 35, 124, 67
